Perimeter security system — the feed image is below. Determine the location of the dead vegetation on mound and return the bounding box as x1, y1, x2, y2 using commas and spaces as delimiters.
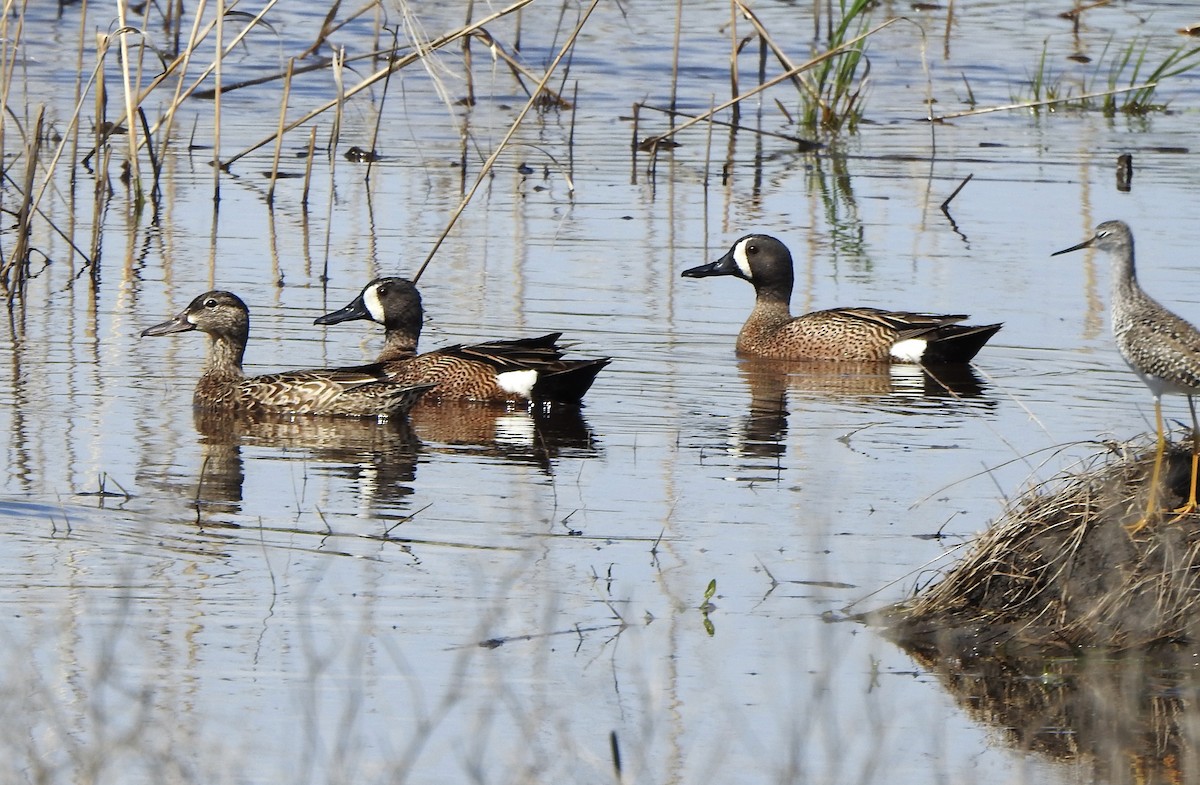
885, 436, 1200, 652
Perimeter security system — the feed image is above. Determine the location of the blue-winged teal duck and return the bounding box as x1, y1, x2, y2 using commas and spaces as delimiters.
1054, 220, 1200, 531
682, 234, 1002, 364
141, 290, 433, 417
314, 277, 610, 405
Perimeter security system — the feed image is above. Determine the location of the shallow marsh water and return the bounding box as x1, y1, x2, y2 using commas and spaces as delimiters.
4, 1, 1200, 783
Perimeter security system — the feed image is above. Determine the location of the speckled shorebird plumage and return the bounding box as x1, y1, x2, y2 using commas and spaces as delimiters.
1054, 220, 1200, 532
682, 234, 1002, 363
141, 290, 432, 417
315, 277, 610, 405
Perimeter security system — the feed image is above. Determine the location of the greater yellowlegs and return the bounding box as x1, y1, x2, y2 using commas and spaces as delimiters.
682, 234, 1002, 363
1053, 220, 1200, 533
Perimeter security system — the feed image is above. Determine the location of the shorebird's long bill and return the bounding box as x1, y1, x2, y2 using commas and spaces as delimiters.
1051, 236, 1096, 256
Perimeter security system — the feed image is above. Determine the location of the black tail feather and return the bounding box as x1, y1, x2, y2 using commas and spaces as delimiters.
533, 358, 611, 404
923, 323, 1003, 364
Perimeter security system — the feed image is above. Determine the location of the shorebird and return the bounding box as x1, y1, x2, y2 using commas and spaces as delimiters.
1054, 220, 1200, 533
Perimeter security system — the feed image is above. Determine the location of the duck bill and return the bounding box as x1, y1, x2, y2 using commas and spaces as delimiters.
314, 295, 370, 325
141, 312, 195, 337
681, 252, 740, 279
1051, 237, 1095, 257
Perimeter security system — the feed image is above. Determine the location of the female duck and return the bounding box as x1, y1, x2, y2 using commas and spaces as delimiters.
682, 234, 1001, 363
142, 290, 431, 417
315, 277, 609, 405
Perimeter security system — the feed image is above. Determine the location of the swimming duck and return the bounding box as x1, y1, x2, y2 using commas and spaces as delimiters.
682, 234, 1001, 363
314, 277, 609, 405
141, 290, 432, 417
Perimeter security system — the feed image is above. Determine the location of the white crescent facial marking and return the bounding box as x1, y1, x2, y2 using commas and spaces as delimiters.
496, 369, 538, 398
733, 240, 754, 280
890, 338, 928, 363
363, 286, 386, 324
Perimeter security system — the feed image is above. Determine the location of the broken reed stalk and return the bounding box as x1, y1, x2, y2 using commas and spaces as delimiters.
647, 17, 898, 147
366, 26, 402, 184
302, 126, 317, 207
630, 101, 640, 184
267, 58, 296, 204
212, 0, 225, 201
931, 82, 1157, 121
330, 47, 345, 157
467, 30, 568, 106
410, 0, 600, 284
114, 8, 143, 202
728, 0, 740, 127
463, 0, 475, 106
638, 103, 817, 147
940, 173, 972, 211
222, 0, 534, 169
568, 81, 578, 187
670, 0, 683, 114
0, 4, 21, 167
4, 107, 43, 296
733, 2, 809, 99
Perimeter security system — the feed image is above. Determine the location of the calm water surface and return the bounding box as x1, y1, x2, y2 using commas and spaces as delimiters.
3, 1, 1200, 783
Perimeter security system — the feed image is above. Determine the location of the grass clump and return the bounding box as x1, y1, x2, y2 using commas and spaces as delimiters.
883, 436, 1200, 653
1099, 37, 1200, 115
801, 0, 872, 132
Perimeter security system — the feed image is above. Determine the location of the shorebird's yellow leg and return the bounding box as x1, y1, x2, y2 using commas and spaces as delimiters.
1170, 395, 1200, 520
1128, 397, 1166, 535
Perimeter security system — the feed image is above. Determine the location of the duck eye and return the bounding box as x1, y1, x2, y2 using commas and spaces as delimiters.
204, 298, 218, 308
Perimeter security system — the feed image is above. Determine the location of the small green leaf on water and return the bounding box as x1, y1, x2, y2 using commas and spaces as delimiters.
703, 579, 716, 602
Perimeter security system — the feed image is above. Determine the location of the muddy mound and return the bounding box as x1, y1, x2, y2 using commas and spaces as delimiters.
886, 438, 1200, 652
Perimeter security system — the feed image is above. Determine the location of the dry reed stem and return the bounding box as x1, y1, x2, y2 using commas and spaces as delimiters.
158, 0, 212, 146
467, 30, 568, 107
646, 17, 898, 147
728, 0, 740, 127
212, 0, 225, 199
113, 16, 143, 199
932, 82, 1158, 121
638, 103, 818, 147
732, 2, 806, 97
153, 0, 280, 149
267, 58, 295, 204
222, 0, 533, 169
410, 0, 600, 284
302, 126, 317, 207
3, 107, 41, 294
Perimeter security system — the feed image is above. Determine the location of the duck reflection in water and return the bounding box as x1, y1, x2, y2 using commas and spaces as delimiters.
734, 358, 993, 463
189, 408, 422, 515
406, 399, 599, 473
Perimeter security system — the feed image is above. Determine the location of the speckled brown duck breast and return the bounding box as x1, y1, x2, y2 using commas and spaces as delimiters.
141, 290, 432, 417
682, 234, 1001, 364
315, 277, 610, 405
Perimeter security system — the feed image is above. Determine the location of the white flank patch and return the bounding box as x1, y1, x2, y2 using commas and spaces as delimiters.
733, 240, 754, 279
363, 285, 386, 324
889, 338, 928, 363
497, 369, 538, 398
